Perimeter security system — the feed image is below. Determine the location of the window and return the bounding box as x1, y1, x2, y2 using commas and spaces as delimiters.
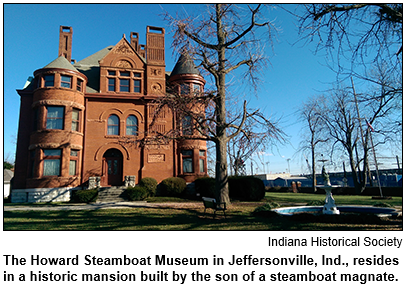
43, 149, 61, 176
44, 75, 54, 87
126, 115, 138, 135
76, 79, 83, 92
134, 72, 142, 93
134, 79, 141, 93
107, 115, 119, 135
180, 83, 190, 95
182, 150, 193, 173
182, 115, 193, 135
72, 108, 80, 132
199, 150, 206, 173
107, 70, 142, 93
46, 106, 64, 129
69, 150, 79, 176
119, 71, 130, 92
193, 84, 201, 94
120, 79, 130, 92
108, 78, 115, 91
61, 75, 72, 88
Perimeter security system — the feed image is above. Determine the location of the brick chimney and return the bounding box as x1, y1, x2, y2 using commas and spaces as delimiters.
58, 26, 73, 62
146, 26, 165, 65
130, 32, 139, 52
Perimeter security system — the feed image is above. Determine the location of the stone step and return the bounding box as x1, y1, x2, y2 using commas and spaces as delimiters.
96, 187, 127, 203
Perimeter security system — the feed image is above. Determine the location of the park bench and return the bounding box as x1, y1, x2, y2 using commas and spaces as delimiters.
202, 197, 226, 218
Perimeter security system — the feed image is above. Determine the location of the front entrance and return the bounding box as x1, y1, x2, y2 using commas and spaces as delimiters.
102, 148, 123, 186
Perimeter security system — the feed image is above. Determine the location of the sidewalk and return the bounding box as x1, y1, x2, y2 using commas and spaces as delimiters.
4, 201, 203, 211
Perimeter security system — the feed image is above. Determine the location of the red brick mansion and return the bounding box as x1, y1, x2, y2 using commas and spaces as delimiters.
12, 26, 207, 202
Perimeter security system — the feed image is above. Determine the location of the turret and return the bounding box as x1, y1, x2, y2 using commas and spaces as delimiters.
169, 53, 207, 182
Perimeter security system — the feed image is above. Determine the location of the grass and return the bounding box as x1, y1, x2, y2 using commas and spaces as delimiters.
3, 192, 402, 231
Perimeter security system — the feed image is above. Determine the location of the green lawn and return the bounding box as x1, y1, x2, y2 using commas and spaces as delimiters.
3, 192, 402, 231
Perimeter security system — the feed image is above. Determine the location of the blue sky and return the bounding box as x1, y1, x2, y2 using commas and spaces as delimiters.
3, 4, 346, 175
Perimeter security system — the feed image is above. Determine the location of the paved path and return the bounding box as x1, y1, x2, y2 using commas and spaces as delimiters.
4, 202, 203, 211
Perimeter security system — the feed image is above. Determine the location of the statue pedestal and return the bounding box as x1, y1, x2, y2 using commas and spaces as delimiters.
317, 185, 340, 215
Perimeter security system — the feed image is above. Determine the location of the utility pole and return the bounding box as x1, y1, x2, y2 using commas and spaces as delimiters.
366, 119, 383, 198
396, 155, 401, 173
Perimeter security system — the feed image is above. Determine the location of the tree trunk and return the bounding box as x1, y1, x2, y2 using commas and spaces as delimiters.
349, 153, 363, 194
214, 3, 231, 205
311, 145, 317, 192
215, 137, 230, 204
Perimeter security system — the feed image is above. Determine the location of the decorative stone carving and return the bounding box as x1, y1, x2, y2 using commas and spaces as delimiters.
148, 154, 165, 163
151, 82, 162, 93
145, 144, 170, 150
113, 43, 135, 55
150, 68, 162, 76
124, 175, 136, 187
116, 60, 132, 68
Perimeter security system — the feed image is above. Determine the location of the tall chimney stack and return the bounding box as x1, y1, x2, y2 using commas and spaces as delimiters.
58, 26, 73, 62
130, 32, 139, 52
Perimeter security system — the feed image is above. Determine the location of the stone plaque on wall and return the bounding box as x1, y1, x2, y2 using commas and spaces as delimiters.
148, 154, 165, 163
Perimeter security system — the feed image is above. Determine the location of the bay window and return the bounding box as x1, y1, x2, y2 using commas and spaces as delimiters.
46, 106, 64, 129
182, 150, 193, 173
43, 149, 61, 176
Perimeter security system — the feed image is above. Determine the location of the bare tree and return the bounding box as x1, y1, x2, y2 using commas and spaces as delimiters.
321, 87, 366, 192
227, 115, 278, 176
293, 4, 402, 192
159, 4, 286, 204
298, 95, 328, 192
296, 4, 402, 69
315, 65, 401, 193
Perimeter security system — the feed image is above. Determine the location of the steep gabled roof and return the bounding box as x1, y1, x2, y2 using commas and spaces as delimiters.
74, 46, 113, 67
74, 46, 113, 93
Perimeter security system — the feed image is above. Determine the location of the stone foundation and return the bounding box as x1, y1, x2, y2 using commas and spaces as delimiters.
11, 187, 77, 203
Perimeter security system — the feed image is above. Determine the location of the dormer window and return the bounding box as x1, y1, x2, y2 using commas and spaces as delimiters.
134, 80, 141, 93
119, 71, 130, 92
106, 69, 143, 93
120, 79, 130, 92
61, 75, 72, 88
108, 78, 115, 91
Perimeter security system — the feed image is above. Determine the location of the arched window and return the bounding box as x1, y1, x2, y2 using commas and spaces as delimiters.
107, 115, 119, 135
126, 115, 138, 136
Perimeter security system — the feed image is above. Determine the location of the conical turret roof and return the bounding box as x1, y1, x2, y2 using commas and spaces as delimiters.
43, 55, 79, 72
170, 53, 200, 77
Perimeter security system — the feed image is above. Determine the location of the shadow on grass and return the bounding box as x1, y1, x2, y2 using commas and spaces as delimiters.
4, 204, 402, 231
